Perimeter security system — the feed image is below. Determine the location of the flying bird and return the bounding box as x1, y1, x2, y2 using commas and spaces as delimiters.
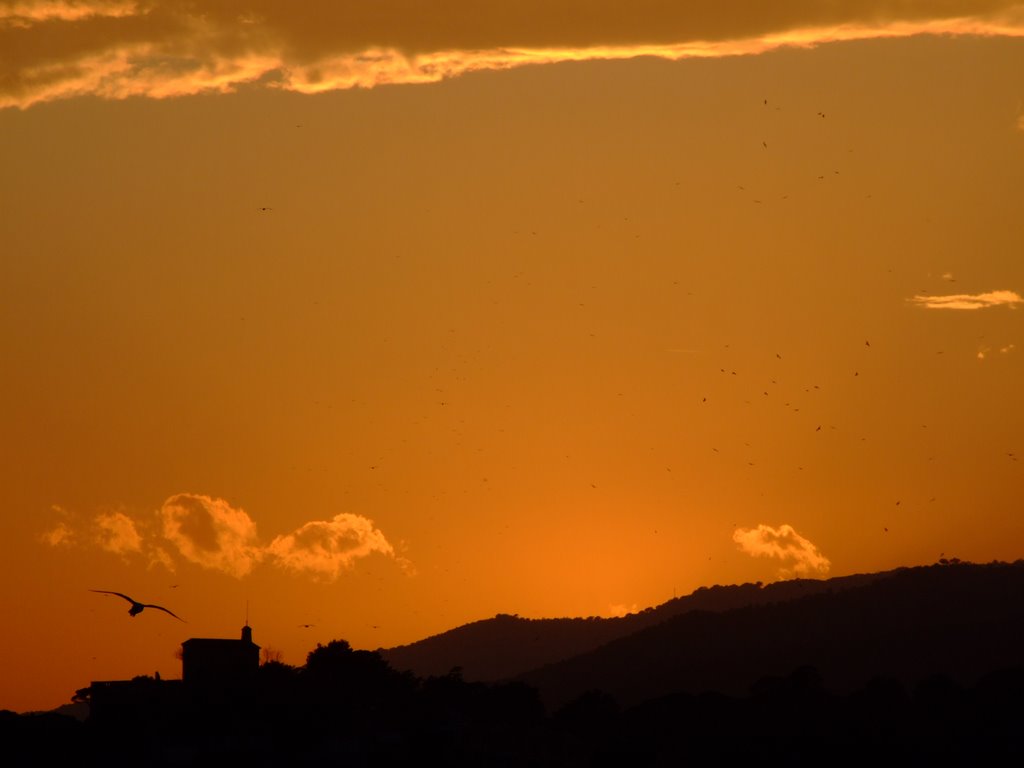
90, 590, 185, 622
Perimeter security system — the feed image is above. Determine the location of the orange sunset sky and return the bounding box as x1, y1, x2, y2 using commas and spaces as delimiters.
2, 1, 1024, 713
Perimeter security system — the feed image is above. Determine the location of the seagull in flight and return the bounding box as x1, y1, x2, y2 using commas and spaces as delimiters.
90, 590, 186, 622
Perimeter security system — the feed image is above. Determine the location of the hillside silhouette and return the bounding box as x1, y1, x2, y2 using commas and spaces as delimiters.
518, 560, 1024, 708
381, 568, 888, 680
4, 560, 1024, 764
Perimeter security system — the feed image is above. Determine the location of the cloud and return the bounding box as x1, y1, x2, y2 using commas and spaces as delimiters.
909, 290, 1023, 310
266, 512, 396, 579
606, 602, 638, 618
159, 493, 264, 578
732, 523, 831, 579
41, 494, 405, 579
40, 503, 76, 546
0, 1, 137, 25
3, 1, 1024, 108
147, 545, 176, 572
40, 520, 74, 547
94, 510, 142, 554
978, 342, 1015, 360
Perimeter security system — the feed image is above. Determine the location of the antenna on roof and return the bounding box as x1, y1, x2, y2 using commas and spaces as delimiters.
245, 599, 249, 627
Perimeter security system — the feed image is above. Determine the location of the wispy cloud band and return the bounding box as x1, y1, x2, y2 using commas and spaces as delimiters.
3, 1, 1024, 108
0, 0, 137, 25
909, 290, 1023, 310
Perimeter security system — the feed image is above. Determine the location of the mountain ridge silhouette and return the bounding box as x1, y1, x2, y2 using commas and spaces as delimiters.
522, 560, 1024, 706
380, 565, 895, 681
383, 560, 1024, 708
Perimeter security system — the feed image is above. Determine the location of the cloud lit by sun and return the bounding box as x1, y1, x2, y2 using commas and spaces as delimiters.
4, 1, 1024, 108
606, 603, 639, 618
909, 290, 1023, 310
733, 524, 831, 579
95, 510, 142, 555
0, 0, 137, 24
41, 494, 409, 580
267, 513, 399, 580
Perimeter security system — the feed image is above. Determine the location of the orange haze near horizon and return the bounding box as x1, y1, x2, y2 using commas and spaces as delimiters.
2, 2, 1024, 712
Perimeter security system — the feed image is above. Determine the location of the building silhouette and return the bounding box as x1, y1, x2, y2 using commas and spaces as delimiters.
87, 625, 260, 723
181, 625, 260, 687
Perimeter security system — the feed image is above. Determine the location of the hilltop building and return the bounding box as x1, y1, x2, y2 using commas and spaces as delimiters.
181, 625, 260, 687
87, 625, 260, 723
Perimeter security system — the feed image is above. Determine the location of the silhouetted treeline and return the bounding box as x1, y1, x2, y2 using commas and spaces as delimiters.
4, 640, 546, 767
550, 665, 1024, 766
5, 561, 1024, 765
6, 660, 1024, 765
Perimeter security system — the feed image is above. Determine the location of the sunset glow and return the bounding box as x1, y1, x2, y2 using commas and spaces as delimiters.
2, 0, 1024, 715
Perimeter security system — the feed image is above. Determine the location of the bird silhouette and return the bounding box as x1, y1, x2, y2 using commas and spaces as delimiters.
90, 590, 185, 622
